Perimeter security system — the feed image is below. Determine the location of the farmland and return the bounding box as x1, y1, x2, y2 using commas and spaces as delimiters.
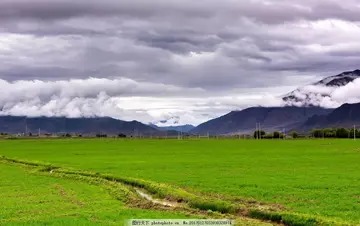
1, 138, 360, 225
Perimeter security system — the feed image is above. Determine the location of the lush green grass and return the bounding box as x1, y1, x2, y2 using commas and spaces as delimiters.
1, 138, 360, 224
0, 163, 194, 225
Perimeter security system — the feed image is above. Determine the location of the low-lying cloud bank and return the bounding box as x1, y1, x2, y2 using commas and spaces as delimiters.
284, 77, 360, 108
0, 77, 285, 126
1, 76, 360, 126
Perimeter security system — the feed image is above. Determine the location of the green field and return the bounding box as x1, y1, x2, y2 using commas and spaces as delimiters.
1, 139, 360, 225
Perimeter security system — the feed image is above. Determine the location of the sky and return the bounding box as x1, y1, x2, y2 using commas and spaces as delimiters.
1, 0, 360, 126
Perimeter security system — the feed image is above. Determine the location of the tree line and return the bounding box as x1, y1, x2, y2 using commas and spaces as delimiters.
253, 127, 360, 139
253, 130, 298, 139
311, 128, 360, 138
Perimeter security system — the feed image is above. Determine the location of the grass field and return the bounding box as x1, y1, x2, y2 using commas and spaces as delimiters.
1, 138, 360, 225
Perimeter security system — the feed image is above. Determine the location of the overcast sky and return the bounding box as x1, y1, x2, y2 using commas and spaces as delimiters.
1, 0, 360, 125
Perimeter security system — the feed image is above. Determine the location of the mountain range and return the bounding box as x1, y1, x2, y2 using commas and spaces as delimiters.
192, 69, 360, 135
283, 69, 360, 107
150, 124, 195, 133
0, 116, 161, 136
191, 106, 332, 135
1, 69, 360, 135
191, 103, 360, 135
299, 103, 360, 131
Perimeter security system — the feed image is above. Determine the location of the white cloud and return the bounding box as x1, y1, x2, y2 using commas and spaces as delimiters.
1, 0, 360, 125
284, 77, 360, 108
0, 77, 289, 125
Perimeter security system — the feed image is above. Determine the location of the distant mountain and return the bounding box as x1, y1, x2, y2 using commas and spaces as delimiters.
0, 116, 160, 135
299, 103, 360, 131
3, 69, 359, 136
150, 124, 195, 132
283, 69, 360, 106
152, 116, 181, 127
314, 70, 360, 87
191, 106, 332, 135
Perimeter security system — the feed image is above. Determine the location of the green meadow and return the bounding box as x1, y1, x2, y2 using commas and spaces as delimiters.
1, 138, 360, 225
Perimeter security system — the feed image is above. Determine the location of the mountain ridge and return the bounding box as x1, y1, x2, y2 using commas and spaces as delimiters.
283, 69, 360, 106
1, 70, 360, 135
298, 102, 360, 131
0, 116, 160, 135
150, 124, 195, 133
190, 69, 360, 135
191, 106, 332, 135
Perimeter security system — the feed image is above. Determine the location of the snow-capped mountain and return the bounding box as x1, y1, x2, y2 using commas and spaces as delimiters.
314, 69, 360, 87
149, 124, 195, 133
192, 69, 360, 135
149, 115, 195, 132
151, 116, 181, 127
283, 69, 360, 107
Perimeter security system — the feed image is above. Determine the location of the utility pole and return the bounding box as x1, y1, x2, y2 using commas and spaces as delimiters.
255, 123, 258, 140
354, 125, 356, 140
259, 122, 261, 140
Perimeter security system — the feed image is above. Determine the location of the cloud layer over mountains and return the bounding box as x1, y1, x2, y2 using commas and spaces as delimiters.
285, 77, 360, 108
1, 0, 360, 125
0, 77, 284, 125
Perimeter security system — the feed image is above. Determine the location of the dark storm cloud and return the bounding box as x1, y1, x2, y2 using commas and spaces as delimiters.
0, 0, 212, 21
1, 0, 360, 124
1, 0, 360, 23
134, 31, 223, 54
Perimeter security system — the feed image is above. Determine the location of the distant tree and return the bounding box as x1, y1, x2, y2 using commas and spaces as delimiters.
323, 128, 336, 138
291, 131, 299, 139
96, 134, 107, 138
118, 133, 127, 138
253, 130, 266, 139
355, 129, 360, 138
349, 128, 360, 138
65, 133, 71, 137
263, 133, 273, 139
273, 131, 281, 139
336, 128, 349, 138
311, 129, 323, 138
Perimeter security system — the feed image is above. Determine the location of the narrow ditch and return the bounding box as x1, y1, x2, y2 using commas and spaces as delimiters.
1, 156, 331, 226
0, 157, 203, 211
135, 188, 181, 208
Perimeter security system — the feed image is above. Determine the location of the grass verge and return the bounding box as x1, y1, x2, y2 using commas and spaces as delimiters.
0, 156, 349, 226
